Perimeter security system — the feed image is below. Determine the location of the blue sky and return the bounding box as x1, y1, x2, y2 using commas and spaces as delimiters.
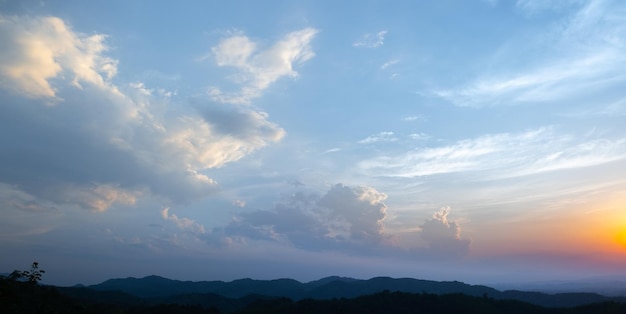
1, 0, 626, 286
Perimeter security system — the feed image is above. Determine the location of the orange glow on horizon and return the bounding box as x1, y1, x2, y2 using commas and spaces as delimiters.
469, 194, 626, 259
614, 229, 626, 249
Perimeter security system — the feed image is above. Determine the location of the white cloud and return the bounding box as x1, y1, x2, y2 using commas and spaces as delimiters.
381, 59, 399, 70
353, 30, 388, 48
403, 115, 424, 122
323, 148, 341, 154
162, 208, 206, 234
208, 28, 318, 105
0, 15, 286, 211
408, 133, 430, 140
358, 131, 398, 144
0, 15, 117, 101
436, 51, 625, 107
359, 127, 626, 178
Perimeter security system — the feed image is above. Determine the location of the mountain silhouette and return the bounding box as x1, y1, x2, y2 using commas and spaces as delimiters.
85, 275, 626, 308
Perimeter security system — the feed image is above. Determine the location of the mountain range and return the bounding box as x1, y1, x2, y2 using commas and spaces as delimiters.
69, 275, 626, 309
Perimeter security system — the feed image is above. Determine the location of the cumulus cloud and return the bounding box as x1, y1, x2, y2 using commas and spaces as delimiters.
319, 184, 388, 244
0, 15, 285, 211
161, 208, 206, 234
208, 28, 318, 104
224, 184, 389, 249
420, 207, 470, 257
222, 184, 471, 258
353, 30, 388, 48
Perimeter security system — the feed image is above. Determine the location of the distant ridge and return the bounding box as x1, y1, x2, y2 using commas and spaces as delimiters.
86, 275, 626, 308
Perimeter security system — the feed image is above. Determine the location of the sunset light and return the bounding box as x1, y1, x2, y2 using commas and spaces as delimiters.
1, 0, 626, 293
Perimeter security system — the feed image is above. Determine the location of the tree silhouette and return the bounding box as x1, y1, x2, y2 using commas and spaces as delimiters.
9, 261, 45, 284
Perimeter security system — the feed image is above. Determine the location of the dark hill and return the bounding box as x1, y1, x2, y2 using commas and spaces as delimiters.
87, 275, 626, 308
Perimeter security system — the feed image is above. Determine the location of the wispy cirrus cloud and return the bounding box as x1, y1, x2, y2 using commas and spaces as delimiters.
208, 28, 318, 105
353, 30, 388, 48
403, 115, 424, 122
515, 0, 584, 16
435, 0, 626, 108
381, 59, 399, 70
435, 51, 626, 107
358, 131, 398, 144
359, 127, 626, 178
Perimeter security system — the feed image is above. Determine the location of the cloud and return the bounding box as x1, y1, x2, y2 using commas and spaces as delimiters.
161, 208, 206, 234
435, 1, 626, 107
0, 15, 286, 211
420, 207, 470, 257
380, 59, 399, 70
0, 15, 117, 101
435, 52, 625, 107
208, 28, 318, 105
515, 0, 583, 15
403, 115, 424, 122
224, 184, 389, 250
319, 184, 388, 244
359, 127, 626, 178
408, 133, 430, 140
221, 184, 471, 259
353, 30, 388, 48
358, 131, 398, 144
196, 106, 285, 151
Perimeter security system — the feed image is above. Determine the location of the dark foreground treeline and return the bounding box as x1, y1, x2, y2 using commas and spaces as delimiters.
2, 277, 626, 314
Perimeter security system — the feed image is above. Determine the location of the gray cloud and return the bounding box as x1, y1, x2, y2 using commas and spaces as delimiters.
223, 185, 388, 250
318, 184, 388, 245
197, 105, 285, 144
222, 184, 470, 259
420, 207, 470, 257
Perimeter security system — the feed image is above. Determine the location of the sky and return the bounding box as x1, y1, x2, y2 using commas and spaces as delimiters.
1, 0, 625, 287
